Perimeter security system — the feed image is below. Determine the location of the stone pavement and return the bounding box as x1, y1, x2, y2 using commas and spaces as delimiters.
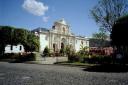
0, 62, 128, 85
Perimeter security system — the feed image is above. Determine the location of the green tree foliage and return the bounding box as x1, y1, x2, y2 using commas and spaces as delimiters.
65, 45, 71, 56
91, 0, 128, 33
59, 45, 75, 56
79, 42, 89, 56
92, 28, 108, 40
25, 32, 39, 52
92, 28, 109, 47
89, 38, 110, 48
111, 15, 128, 64
0, 26, 15, 55
65, 45, 75, 57
111, 15, 128, 47
13, 28, 28, 45
60, 47, 65, 56
0, 26, 39, 54
43, 46, 50, 57
0, 26, 14, 43
79, 46, 88, 54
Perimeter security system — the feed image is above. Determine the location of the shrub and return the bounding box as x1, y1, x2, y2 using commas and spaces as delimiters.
85, 54, 113, 64
0, 53, 36, 62
0, 53, 19, 60
60, 48, 65, 56
15, 53, 36, 62
43, 46, 50, 57
68, 53, 79, 62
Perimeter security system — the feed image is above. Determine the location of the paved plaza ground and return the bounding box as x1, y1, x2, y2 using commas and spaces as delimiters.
0, 62, 128, 85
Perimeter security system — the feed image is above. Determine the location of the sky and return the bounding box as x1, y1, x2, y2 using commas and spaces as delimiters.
0, 0, 99, 37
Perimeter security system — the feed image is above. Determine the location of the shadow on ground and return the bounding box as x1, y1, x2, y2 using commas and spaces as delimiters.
83, 64, 128, 73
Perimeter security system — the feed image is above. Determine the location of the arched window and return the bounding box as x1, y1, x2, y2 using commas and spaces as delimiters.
61, 43, 64, 49
61, 38, 66, 45
61, 38, 67, 49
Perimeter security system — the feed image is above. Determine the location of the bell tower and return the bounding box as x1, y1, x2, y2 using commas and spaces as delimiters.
52, 18, 70, 34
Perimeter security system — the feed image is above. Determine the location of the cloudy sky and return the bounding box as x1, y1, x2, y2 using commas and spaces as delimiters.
0, 0, 99, 37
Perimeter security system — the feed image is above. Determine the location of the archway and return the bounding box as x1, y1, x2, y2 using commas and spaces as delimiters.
61, 43, 64, 49
53, 43, 56, 52
61, 38, 66, 49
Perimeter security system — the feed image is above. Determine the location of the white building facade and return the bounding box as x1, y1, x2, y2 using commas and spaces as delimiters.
33, 19, 89, 53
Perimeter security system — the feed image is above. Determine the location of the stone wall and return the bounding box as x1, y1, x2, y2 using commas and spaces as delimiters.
36, 56, 68, 64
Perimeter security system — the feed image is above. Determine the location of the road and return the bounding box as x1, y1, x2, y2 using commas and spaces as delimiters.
0, 62, 128, 85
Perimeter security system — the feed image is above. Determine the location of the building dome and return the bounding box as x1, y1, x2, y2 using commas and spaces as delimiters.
56, 18, 67, 25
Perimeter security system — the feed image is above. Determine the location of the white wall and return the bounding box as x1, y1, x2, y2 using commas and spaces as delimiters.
75, 38, 89, 52
36, 57, 68, 64
4, 44, 24, 53
85, 40, 89, 47
5, 45, 12, 53
39, 33, 49, 52
75, 39, 81, 52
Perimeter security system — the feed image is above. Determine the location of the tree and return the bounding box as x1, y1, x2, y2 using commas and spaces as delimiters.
0, 26, 39, 54
13, 28, 28, 46
91, 0, 128, 33
111, 15, 128, 63
25, 32, 39, 52
0, 26, 15, 55
92, 28, 108, 40
43, 46, 50, 57
60, 47, 65, 56
111, 15, 128, 48
79, 46, 88, 56
79, 41, 89, 55
92, 28, 109, 47
64, 45, 75, 57
12, 28, 39, 52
